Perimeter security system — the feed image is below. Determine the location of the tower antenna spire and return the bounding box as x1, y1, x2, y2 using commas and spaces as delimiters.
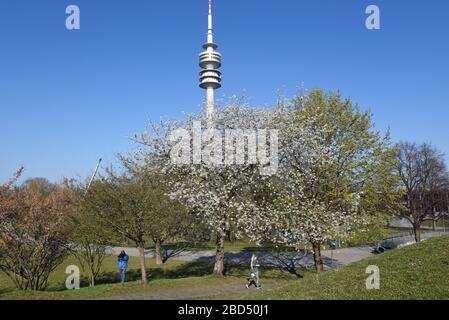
208, 0, 213, 43
199, 0, 222, 120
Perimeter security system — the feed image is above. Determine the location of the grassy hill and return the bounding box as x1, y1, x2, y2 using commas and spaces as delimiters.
0, 255, 295, 300
1, 236, 448, 300
219, 235, 449, 300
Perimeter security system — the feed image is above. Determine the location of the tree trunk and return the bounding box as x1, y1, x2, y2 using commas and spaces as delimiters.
229, 228, 236, 242
137, 246, 147, 283
88, 267, 95, 287
312, 242, 324, 273
89, 275, 95, 288
213, 233, 225, 276
155, 240, 163, 265
413, 225, 422, 242
432, 219, 436, 232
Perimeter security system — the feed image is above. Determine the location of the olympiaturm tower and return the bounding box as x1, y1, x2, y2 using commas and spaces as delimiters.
199, 0, 222, 119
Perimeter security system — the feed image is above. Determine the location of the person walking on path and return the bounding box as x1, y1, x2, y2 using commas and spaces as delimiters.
246, 253, 261, 289
118, 250, 129, 284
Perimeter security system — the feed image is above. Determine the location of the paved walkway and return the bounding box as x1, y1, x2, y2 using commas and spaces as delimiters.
104, 283, 279, 300
104, 246, 366, 269
100, 245, 378, 300
390, 217, 449, 231
380, 230, 449, 249
105, 231, 448, 270
102, 232, 448, 300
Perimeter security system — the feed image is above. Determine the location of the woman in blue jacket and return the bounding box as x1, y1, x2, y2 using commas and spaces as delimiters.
118, 251, 129, 284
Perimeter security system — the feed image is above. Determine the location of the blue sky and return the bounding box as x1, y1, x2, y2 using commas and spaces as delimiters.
0, 0, 448, 182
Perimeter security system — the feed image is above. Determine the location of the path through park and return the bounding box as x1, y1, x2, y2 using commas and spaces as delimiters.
103, 231, 448, 300
105, 283, 280, 300
106, 231, 447, 268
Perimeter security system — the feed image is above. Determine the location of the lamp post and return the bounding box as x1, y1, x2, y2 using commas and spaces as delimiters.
85, 158, 102, 194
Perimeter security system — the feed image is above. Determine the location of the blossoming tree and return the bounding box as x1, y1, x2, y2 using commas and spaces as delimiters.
136, 102, 278, 275
239, 90, 399, 272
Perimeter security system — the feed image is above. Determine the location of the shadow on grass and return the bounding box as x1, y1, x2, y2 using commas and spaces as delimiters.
0, 288, 15, 295
2, 259, 304, 294
3, 261, 258, 292
92, 260, 297, 287
30, 248, 313, 292
1, 247, 325, 294
94, 261, 235, 286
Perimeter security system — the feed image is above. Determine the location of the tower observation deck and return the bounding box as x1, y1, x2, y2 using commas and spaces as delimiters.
199, 0, 222, 119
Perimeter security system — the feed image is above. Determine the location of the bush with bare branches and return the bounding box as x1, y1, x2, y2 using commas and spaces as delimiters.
0, 175, 70, 291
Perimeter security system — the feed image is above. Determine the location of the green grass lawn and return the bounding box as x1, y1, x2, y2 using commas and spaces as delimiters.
214, 235, 449, 300
110, 226, 406, 254
3, 235, 447, 300
109, 239, 298, 253
181, 240, 297, 252
0, 254, 296, 300
173, 227, 403, 252
422, 219, 449, 229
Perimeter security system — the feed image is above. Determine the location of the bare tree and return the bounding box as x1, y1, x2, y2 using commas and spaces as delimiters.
65, 180, 110, 287
427, 187, 449, 230
85, 170, 152, 283
84, 155, 198, 282
0, 167, 24, 213
21, 177, 55, 194
0, 175, 70, 291
396, 142, 448, 241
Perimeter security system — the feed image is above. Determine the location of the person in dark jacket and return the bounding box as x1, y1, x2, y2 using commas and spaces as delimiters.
118, 251, 129, 284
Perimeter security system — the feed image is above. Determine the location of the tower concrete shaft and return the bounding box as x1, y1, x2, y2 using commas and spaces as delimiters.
199, 0, 222, 119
